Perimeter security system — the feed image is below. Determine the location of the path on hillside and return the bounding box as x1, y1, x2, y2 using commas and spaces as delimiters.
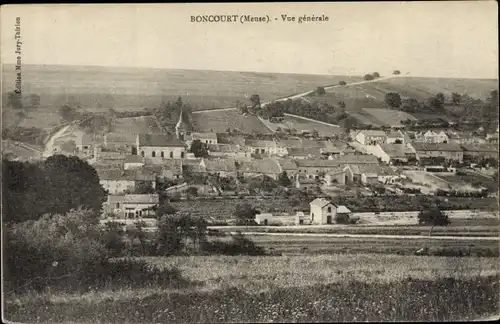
192, 75, 399, 114
43, 125, 71, 158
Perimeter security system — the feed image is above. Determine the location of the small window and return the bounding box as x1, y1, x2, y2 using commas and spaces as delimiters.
116, 203, 120, 209
327, 207, 331, 212
312, 213, 314, 221
161, 151, 164, 158
152, 151, 156, 157
181, 152, 185, 158
141, 151, 145, 157
170, 152, 173, 158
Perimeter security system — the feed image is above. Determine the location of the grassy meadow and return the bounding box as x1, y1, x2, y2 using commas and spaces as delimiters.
5, 254, 499, 323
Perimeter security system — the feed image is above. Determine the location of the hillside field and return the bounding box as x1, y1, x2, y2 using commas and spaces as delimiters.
191, 110, 273, 134
2, 64, 363, 112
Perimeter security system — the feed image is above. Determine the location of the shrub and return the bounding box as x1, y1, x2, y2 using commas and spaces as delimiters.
335, 213, 350, 224
202, 233, 266, 256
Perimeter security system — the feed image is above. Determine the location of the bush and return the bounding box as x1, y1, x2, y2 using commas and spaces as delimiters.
335, 213, 350, 224
202, 232, 266, 256
364, 74, 374, 81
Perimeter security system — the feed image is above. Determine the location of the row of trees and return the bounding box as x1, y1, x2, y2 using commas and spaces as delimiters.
6, 91, 41, 110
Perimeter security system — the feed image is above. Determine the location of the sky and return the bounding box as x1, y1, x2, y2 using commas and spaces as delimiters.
1, 2, 498, 78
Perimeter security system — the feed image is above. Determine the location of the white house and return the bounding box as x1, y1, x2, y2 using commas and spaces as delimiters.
97, 168, 156, 194
423, 130, 449, 144
355, 130, 387, 146
255, 211, 311, 225
185, 132, 218, 148
136, 134, 186, 159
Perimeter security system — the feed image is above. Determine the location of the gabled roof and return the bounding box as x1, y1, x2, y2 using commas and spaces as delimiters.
461, 144, 498, 152
97, 168, 156, 181
201, 158, 237, 172
387, 130, 404, 138
296, 155, 379, 167
207, 144, 242, 153
358, 130, 386, 137
309, 198, 334, 208
123, 194, 159, 204
336, 205, 351, 214
326, 167, 345, 175
275, 138, 303, 149
105, 133, 131, 143
275, 158, 298, 170
379, 144, 413, 158
411, 142, 463, 152
138, 134, 185, 147
245, 139, 276, 147
192, 132, 218, 141
238, 158, 281, 174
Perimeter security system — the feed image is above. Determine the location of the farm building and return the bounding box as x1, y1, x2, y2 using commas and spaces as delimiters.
445, 131, 487, 145
354, 130, 387, 146
136, 134, 186, 159
295, 155, 379, 179
295, 175, 318, 191
343, 164, 400, 185
275, 158, 299, 179
142, 160, 183, 180
104, 194, 159, 219
321, 141, 357, 156
255, 211, 310, 225
97, 168, 156, 194
410, 142, 464, 163
75, 133, 95, 156
286, 147, 321, 159
309, 198, 352, 225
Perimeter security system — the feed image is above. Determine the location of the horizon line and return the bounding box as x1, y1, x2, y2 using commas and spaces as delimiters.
1, 62, 498, 80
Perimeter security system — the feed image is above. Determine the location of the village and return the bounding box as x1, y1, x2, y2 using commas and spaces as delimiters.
37, 107, 498, 229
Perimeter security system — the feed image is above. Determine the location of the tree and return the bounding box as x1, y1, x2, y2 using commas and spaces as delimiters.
190, 139, 208, 158
315, 86, 326, 95
134, 181, 155, 194
186, 186, 198, 197
385, 92, 402, 108
7, 91, 23, 109
155, 214, 207, 255
417, 207, 450, 236
436, 93, 446, 105
338, 101, 346, 109
451, 92, 462, 104
427, 96, 444, 110
250, 94, 261, 108
234, 203, 258, 225
364, 74, 374, 81
393, 70, 401, 75
59, 104, 77, 122
29, 94, 41, 109
402, 97, 420, 112
278, 171, 292, 187
373, 72, 380, 78
338, 80, 347, 86
155, 202, 178, 218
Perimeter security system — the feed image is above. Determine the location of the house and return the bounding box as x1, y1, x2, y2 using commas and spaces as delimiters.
142, 159, 184, 180
386, 130, 406, 144
136, 134, 186, 159
104, 194, 159, 219
286, 147, 321, 159
207, 144, 251, 159
184, 132, 218, 147
423, 130, 449, 143
485, 132, 499, 144
371, 143, 416, 164
244, 139, 278, 156
199, 158, 238, 177
104, 133, 133, 150
275, 158, 299, 179
410, 142, 464, 163
320, 141, 357, 156
461, 144, 499, 161
309, 198, 352, 225
255, 211, 310, 225
124, 155, 145, 170
237, 158, 282, 180
75, 134, 95, 155
97, 168, 156, 194
90, 147, 127, 166
354, 130, 387, 146
446, 132, 486, 145
295, 175, 319, 192
324, 167, 346, 186
295, 155, 379, 180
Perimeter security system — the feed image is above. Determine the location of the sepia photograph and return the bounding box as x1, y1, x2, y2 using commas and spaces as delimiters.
1, 2, 499, 323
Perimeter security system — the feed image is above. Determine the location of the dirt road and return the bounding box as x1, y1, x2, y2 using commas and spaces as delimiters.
43, 124, 71, 158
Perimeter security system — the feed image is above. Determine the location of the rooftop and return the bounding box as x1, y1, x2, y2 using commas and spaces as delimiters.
411, 142, 463, 152
245, 139, 276, 147
238, 158, 281, 174
201, 158, 237, 172
336, 205, 351, 214
97, 168, 156, 181
461, 144, 499, 152
275, 158, 298, 170
310, 198, 333, 208
123, 194, 159, 204
379, 143, 413, 158
207, 143, 242, 153
124, 155, 144, 164
358, 130, 386, 137
137, 134, 185, 147
192, 132, 218, 141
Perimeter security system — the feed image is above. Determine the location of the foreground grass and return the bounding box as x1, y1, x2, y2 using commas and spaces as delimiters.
5, 254, 499, 323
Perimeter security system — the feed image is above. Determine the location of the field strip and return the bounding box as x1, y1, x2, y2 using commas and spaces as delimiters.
284, 113, 340, 127
234, 232, 500, 241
